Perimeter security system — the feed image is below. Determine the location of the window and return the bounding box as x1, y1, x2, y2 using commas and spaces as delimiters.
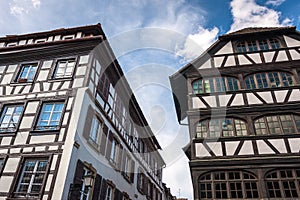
36, 102, 64, 131
105, 185, 113, 200
110, 138, 119, 165
53, 59, 75, 78
195, 118, 247, 138
62, 35, 75, 40
89, 116, 102, 147
245, 72, 294, 90
192, 77, 239, 94
236, 38, 281, 53
254, 114, 300, 135
16, 63, 38, 83
123, 153, 135, 182
79, 168, 93, 200
199, 171, 259, 199
14, 158, 48, 198
137, 169, 145, 194
0, 158, 4, 175
0, 104, 24, 132
266, 169, 300, 198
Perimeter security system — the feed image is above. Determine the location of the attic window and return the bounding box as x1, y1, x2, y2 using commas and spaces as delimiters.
6, 42, 18, 47
236, 38, 281, 53
62, 35, 75, 40
34, 38, 47, 44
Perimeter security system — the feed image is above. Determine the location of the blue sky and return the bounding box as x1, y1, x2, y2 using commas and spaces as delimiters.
1, 0, 299, 199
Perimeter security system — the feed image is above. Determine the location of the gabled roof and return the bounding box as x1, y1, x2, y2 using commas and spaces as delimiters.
219, 26, 296, 40
170, 26, 299, 122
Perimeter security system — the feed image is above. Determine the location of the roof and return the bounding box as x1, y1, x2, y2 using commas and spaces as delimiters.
220, 26, 296, 39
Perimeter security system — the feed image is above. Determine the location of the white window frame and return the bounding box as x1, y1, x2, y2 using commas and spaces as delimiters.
53, 59, 76, 78
0, 104, 24, 132
15, 158, 48, 197
105, 185, 113, 200
36, 102, 64, 130
89, 116, 102, 147
17, 63, 38, 82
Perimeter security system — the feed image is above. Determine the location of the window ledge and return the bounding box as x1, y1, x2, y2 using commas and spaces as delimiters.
30, 129, 60, 135
0, 132, 16, 137
48, 77, 73, 82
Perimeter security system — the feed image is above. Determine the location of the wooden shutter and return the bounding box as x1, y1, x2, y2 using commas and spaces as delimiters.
99, 179, 108, 200
100, 124, 108, 155
92, 174, 102, 200
117, 144, 123, 171
70, 160, 84, 199
83, 106, 94, 140
130, 160, 135, 183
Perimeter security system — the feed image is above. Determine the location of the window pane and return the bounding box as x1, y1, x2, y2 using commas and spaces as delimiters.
0, 105, 24, 132
237, 42, 247, 53
280, 115, 295, 134
259, 40, 269, 50
248, 41, 258, 52
54, 59, 75, 78
36, 103, 64, 130
192, 80, 203, 94
269, 38, 281, 49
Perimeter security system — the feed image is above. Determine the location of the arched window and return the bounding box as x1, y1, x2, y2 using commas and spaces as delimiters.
195, 118, 247, 138
254, 114, 300, 135
266, 169, 300, 198
199, 171, 259, 199
236, 38, 281, 53
192, 77, 239, 94
245, 72, 294, 89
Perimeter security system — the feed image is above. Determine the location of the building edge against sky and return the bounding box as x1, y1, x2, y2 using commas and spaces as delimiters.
170, 26, 300, 199
0, 23, 176, 200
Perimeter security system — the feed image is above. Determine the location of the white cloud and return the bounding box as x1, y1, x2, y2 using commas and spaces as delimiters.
176, 26, 219, 61
266, 0, 285, 6
9, 0, 41, 16
229, 0, 292, 32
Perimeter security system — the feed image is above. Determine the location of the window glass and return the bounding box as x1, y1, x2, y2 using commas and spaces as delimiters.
259, 40, 269, 50
0, 105, 24, 132
36, 102, 64, 130
199, 171, 259, 199
255, 114, 300, 135
192, 77, 239, 94
248, 41, 258, 52
89, 117, 102, 146
15, 159, 48, 197
236, 42, 247, 53
245, 72, 294, 89
53, 59, 75, 78
269, 39, 281, 49
17, 64, 38, 82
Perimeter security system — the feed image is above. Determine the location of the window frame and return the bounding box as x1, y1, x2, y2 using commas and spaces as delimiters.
254, 114, 300, 136
11, 156, 51, 199
0, 103, 25, 134
32, 100, 66, 133
88, 115, 103, 149
198, 171, 259, 199
244, 71, 294, 90
195, 118, 248, 138
51, 57, 77, 80
192, 76, 240, 94
235, 38, 282, 53
14, 62, 39, 83
265, 169, 300, 199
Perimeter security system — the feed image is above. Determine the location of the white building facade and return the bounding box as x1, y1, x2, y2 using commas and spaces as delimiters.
0, 24, 167, 200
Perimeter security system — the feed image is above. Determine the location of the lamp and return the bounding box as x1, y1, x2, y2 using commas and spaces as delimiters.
84, 172, 94, 188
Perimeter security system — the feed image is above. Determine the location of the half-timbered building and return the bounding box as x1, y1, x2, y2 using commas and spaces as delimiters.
170, 27, 300, 199
0, 24, 167, 200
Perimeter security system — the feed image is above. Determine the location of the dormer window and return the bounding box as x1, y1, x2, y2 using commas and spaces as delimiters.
236, 38, 281, 53
34, 38, 47, 44
6, 42, 18, 47
62, 35, 75, 40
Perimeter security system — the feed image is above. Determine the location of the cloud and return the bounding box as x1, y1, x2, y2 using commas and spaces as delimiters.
229, 0, 292, 32
9, 0, 41, 16
175, 26, 219, 61
266, 0, 285, 6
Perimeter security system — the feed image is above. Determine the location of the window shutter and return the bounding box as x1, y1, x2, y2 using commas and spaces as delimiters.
70, 160, 84, 199
114, 188, 122, 200
100, 124, 108, 155
92, 174, 102, 200
83, 106, 94, 140
117, 144, 123, 171
105, 131, 113, 160
130, 160, 135, 183
99, 179, 108, 200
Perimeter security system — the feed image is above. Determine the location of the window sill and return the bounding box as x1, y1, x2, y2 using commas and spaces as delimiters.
87, 139, 101, 152
30, 129, 60, 136
10, 81, 33, 86
48, 77, 73, 82
0, 132, 16, 137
